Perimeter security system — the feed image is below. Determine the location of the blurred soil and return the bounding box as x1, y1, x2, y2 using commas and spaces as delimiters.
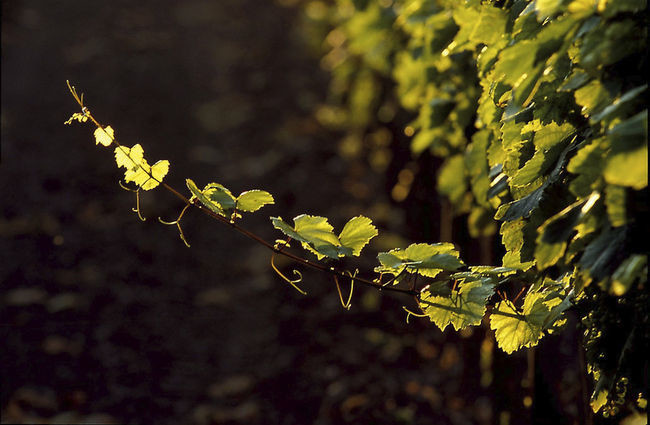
1, 1, 583, 424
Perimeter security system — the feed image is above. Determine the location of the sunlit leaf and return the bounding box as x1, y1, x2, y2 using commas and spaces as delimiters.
377, 243, 464, 280
438, 155, 467, 204
338, 215, 378, 256
574, 80, 611, 117
603, 111, 648, 190
64, 112, 88, 125
271, 215, 341, 259
115, 144, 144, 171
421, 279, 495, 331
236, 190, 274, 212
94, 125, 114, 147
499, 219, 536, 270
567, 137, 609, 197
125, 159, 169, 191
452, 2, 507, 51
204, 184, 236, 211
186, 179, 225, 216
490, 289, 567, 354
114, 143, 169, 190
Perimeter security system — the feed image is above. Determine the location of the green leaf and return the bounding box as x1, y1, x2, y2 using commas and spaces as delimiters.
377, 243, 464, 280
468, 206, 497, 237
591, 85, 647, 124
499, 219, 536, 270
604, 144, 647, 190
186, 179, 226, 216
185, 180, 237, 215
271, 215, 341, 259
466, 266, 519, 277
338, 216, 378, 256
236, 190, 274, 212
452, 2, 507, 51
490, 291, 556, 354
535, 0, 566, 20
115, 143, 169, 190
437, 155, 467, 204
534, 239, 566, 270
574, 80, 611, 117
204, 184, 237, 211
270, 216, 304, 243
493, 17, 578, 107
603, 111, 648, 190
578, 20, 641, 71
558, 70, 590, 92
465, 130, 492, 206
496, 143, 573, 221
421, 279, 495, 331
597, 0, 647, 17
567, 137, 609, 197
579, 225, 628, 283
531, 121, 575, 151
611, 254, 647, 296
605, 185, 626, 227
540, 192, 600, 244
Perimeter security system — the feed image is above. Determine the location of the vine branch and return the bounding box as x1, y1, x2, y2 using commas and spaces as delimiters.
66, 81, 419, 298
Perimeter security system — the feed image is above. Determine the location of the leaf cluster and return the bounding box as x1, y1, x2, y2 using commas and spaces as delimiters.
310, 0, 647, 415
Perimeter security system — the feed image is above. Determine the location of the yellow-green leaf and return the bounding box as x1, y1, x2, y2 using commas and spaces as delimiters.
421, 279, 495, 331
236, 190, 274, 212
338, 216, 378, 256
115, 144, 144, 170
94, 125, 114, 147
64, 112, 88, 125
125, 159, 169, 191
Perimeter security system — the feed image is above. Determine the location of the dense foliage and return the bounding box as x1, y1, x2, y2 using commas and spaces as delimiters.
66, 0, 647, 419
301, 0, 648, 417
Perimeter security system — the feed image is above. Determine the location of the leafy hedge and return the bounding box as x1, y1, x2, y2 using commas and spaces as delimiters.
306, 0, 648, 416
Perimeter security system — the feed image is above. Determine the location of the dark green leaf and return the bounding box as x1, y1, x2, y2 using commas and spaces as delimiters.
579, 226, 628, 282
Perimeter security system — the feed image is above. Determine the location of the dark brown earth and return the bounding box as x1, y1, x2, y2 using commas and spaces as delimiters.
1, 1, 589, 424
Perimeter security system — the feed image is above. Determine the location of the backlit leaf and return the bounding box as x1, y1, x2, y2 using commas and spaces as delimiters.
94, 125, 114, 147
64, 112, 88, 125
437, 155, 467, 204
114, 143, 169, 190
377, 243, 464, 280
271, 215, 341, 259
236, 190, 274, 212
186, 179, 226, 216
338, 216, 378, 256
421, 279, 495, 331
490, 291, 558, 353
204, 184, 236, 211
115, 144, 144, 171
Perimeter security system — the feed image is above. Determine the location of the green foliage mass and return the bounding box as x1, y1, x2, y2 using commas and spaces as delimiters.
307, 0, 648, 416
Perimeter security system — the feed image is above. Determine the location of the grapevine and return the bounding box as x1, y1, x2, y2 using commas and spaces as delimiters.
65, 0, 648, 417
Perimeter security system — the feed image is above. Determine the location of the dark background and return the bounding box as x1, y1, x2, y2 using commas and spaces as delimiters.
1, 1, 587, 424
